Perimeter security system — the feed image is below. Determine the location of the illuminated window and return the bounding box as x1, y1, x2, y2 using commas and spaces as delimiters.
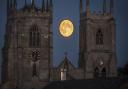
96, 30, 103, 45
60, 69, 67, 81
29, 24, 40, 47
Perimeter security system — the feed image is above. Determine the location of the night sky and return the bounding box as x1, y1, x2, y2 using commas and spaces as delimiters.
0, 0, 128, 82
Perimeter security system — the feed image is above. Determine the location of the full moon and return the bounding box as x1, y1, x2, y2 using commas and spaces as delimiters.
59, 19, 74, 37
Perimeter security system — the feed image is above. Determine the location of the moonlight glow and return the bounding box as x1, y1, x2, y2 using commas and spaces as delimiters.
59, 20, 74, 37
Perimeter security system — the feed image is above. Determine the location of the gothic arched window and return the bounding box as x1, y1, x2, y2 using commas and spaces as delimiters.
60, 68, 67, 81
101, 68, 106, 78
94, 67, 99, 78
32, 63, 37, 77
29, 24, 40, 47
96, 30, 103, 45
31, 51, 39, 77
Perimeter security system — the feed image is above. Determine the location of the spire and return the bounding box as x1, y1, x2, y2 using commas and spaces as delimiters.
25, 0, 27, 6
7, 0, 9, 14
63, 52, 68, 69
80, 0, 83, 13
110, 0, 114, 14
10, 0, 17, 9
42, 0, 45, 12
103, 0, 106, 14
64, 52, 68, 57
32, 0, 35, 8
46, 0, 49, 12
14, 0, 17, 8
10, 0, 13, 8
50, 0, 53, 11
86, 0, 90, 16
50, 0, 53, 7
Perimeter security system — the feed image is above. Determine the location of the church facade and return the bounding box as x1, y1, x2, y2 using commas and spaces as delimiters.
79, 0, 117, 79
1, 0, 117, 89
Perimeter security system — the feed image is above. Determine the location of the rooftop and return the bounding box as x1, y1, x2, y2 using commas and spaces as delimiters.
43, 77, 128, 89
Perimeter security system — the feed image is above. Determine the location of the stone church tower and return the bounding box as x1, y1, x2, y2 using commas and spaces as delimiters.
79, 0, 117, 79
1, 0, 118, 89
1, 0, 53, 89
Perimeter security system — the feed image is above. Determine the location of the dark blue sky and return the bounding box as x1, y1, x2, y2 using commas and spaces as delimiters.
0, 0, 128, 81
